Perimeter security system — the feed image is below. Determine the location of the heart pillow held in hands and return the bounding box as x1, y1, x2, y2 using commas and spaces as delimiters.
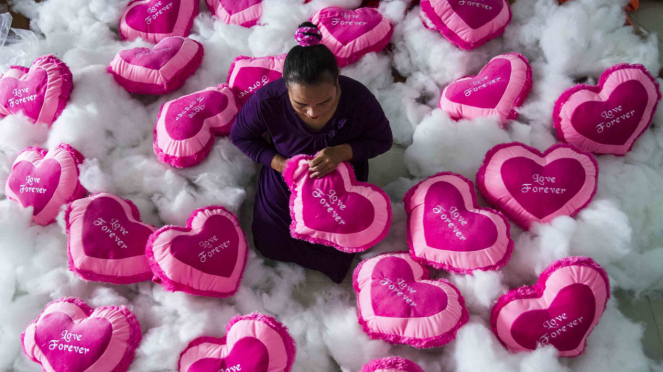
153, 84, 239, 168
206, 0, 264, 27
477, 142, 598, 230
490, 257, 610, 357
0, 55, 73, 126
65, 193, 156, 285
21, 297, 141, 372
404, 172, 513, 274
227, 55, 285, 106
360, 357, 425, 372
146, 206, 248, 298
119, 0, 199, 43
353, 252, 469, 348
5, 144, 87, 226
108, 36, 204, 95
178, 313, 296, 372
553, 63, 661, 155
284, 155, 391, 253
439, 53, 532, 125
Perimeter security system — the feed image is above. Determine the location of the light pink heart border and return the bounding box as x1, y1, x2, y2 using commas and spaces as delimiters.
226, 54, 286, 105
353, 252, 469, 349
553, 63, 661, 156
206, 0, 263, 27
490, 256, 610, 357
21, 297, 142, 372
119, 0, 199, 43
360, 357, 425, 372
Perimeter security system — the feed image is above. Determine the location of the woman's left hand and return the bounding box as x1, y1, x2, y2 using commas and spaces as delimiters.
309, 145, 352, 179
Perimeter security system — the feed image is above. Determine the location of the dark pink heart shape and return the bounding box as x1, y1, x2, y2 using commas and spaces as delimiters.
119, 36, 185, 70
187, 338, 269, 372
125, 0, 181, 34
7, 159, 61, 215
0, 68, 48, 123
317, 8, 384, 46
445, 57, 511, 109
218, 0, 262, 15
164, 90, 229, 140
448, 0, 504, 29
233, 66, 283, 106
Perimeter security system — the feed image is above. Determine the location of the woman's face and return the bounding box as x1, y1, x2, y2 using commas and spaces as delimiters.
287, 79, 339, 127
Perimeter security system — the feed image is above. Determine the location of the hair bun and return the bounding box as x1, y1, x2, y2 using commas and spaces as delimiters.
295, 22, 322, 47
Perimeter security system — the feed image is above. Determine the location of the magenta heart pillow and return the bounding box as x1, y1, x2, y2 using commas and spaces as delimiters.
119, 0, 199, 43
477, 142, 598, 230
439, 53, 532, 125
108, 36, 204, 96
206, 0, 263, 27
146, 206, 248, 298
360, 357, 425, 372
0, 55, 73, 126
227, 55, 285, 107
404, 172, 513, 274
5, 144, 87, 226
65, 193, 155, 285
353, 252, 469, 348
420, 0, 511, 50
490, 257, 610, 357
283, 155, 391, 253
310, 7, 394, 67
21, 297, 141, 372
178, 313, 296, 372
153, 84, 239, 168
553, 64, 661, 156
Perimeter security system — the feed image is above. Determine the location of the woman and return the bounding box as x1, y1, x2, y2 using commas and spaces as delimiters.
230, 23, 393, 283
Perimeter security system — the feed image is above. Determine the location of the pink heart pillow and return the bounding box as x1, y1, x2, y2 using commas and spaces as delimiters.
206, 0, 263, 27
5, 144, 87, 226
353, 252, 469, 348
553, 63, 661, 156
0, 55, 73, 126
420, 0, 512, 50
146, 206, 248, 298
490, 257, 610, 357
360, 357, 425, 372
119, 0, 199, 43
65, 193, 156, 285
153, 84, 239, 168
108, 36, 204, 96
283, 155, 391, 253
310, 7, 394, 67
438, 53, 532, 125
477, 142, 598, 230
227, 54, 285, 106
404, 172, 513, 274
178, 313, 296, 372
21, 297, 142, 372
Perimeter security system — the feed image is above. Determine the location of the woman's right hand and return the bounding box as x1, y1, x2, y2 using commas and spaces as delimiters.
271, 154, 288, 173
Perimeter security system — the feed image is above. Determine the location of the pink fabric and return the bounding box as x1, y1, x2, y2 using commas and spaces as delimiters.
360, 357, 425, 372
65, 193, 155, 285
227, 54, 285, 106
21, 297, 141, 372
283, 155, 391, 253
0, 55, 73, 126
178, 313, 296, 372
353, 252, 469, 348
206, 0, 263, 28
420, 0, 511, 50
490, 257, 610, 357
404, 172, 513, 274
119, 0, 199, 43
153, 84, 239, 168
476, 142, 598, 230
108, 36, 204, 95
145, 206, 248, 298
295, 26, 322, 47
311, 7, 394, 67
5, 144, 86, 226
553, 63, 661, 156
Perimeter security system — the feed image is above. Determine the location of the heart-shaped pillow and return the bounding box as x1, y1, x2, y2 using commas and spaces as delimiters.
178, 313, 296, 372
553, 63, 661, 156
283, 155, 391, 253
477, 142, 598, 230
0, 55, 73, 126
310, 7, 394, 67
153, 84, 239, 168
227, 54, 285, 106
119, 0, 199, 43
420, 0, 512, 50
65, 193, 156, 285
360, 357, 425, 372
353, 252, 469, 348
404, 172, 513, 274
438, 53, 532, 125
21, 297, 142, 372
5, 144, 87, 226
108, 36, 204, 96
146, 206, 248, 298
490, 257, 610, 357
206, 0, 263, 27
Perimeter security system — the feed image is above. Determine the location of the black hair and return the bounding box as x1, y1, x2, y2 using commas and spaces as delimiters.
283, 22, 339, 86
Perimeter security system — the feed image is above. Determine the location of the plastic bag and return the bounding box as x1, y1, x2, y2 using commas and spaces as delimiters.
0, 12, 39, 72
